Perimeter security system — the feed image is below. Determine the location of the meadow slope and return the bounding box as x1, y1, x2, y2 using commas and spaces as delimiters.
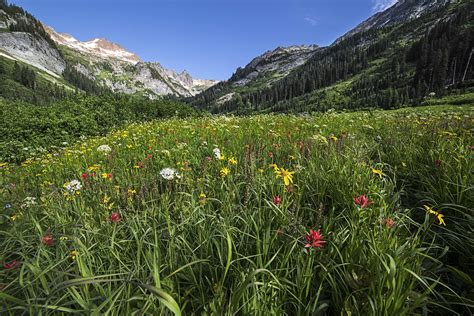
0, 105, 473, 315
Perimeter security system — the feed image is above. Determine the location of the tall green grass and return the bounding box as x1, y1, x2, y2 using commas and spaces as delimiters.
0, 105, 473, 314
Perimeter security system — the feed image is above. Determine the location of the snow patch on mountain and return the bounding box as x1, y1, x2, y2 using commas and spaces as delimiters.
44, 25, 141, 64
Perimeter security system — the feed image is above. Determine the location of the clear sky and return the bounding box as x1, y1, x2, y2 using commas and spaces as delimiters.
8, 0, 397, 80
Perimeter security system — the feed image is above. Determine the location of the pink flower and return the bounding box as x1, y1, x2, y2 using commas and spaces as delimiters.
273, 195, 282, 205
383, 218, 395, 228
109, 212, 121, 223
304, 229, 326, 249
81, 172, 88, 179
354, 195, 372, 208
268, 151, 274, 158
434, 160, 441, 168
41, 234, 54, 247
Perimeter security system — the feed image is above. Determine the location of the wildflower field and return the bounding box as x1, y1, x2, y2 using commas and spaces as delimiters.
0, 105, 473, 315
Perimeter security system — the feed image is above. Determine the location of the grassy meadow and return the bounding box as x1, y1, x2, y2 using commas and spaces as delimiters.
0, 105, 473, 315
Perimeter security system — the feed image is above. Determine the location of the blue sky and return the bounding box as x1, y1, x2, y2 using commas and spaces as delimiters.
9, 0, 397, 80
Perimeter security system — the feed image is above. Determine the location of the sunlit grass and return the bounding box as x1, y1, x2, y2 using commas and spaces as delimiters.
0, 105, 473, 315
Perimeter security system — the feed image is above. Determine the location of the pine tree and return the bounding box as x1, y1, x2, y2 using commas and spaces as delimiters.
12, 62, 21, 82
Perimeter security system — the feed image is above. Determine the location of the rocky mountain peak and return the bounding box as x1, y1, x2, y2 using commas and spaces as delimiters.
336, 0, 452, 43
231, 44, 320, 86
44, 25, 141, 64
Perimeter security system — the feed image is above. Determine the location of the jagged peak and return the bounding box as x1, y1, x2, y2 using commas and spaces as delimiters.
44, 24, 141, 64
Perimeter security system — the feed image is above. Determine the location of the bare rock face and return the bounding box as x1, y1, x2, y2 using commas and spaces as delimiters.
232, 45, 320, 86
337, 0, 452, 43
0, 32, 66, 77
0, 9, 66, 77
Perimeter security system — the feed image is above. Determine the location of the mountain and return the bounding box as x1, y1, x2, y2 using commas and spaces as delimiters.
0, 1, 217, 103
188, 44, 320, 109
337, 0, 451, 42
44, 25, 218, 98
192, 0, 473, 113
44, 27, 141, 64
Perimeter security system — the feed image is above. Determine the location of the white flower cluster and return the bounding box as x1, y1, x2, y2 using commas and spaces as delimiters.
160, 168, 181, 180
213, 148, 221, 160
22, 196, 37, 208
97, 145, 112, 153
65, 179, 82, 193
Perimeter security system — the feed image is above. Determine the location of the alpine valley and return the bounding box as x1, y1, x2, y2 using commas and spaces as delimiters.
0, 1, 474, 315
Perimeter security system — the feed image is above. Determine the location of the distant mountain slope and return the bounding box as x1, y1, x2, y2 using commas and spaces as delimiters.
0, 4, 65, 77
44, 26, 217, 98
45, 26, 141, 64
0, 0, 217, 102
336, 0, 451, 42
189, 45, 320, 109
192, 0, 473, 113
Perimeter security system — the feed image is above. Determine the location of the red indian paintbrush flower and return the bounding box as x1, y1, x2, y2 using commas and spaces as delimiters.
383, 217, 395, 228
354, 195, 371, 208
109, 212, 121, 223
41, 234, 54, 247
273, 195, 282, 205
304, 229, 326, 249
3, 260, 20, 270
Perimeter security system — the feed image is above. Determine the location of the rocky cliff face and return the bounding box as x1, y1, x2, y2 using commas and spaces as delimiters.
232, 45, 320, 86
337, 0, 452, 43
0, 9, 65, 77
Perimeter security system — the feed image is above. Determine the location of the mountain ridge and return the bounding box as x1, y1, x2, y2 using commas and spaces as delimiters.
0, 2, 217, 100
191, 0, 472, 113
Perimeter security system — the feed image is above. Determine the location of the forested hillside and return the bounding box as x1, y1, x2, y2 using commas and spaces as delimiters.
191, 0, 473, 113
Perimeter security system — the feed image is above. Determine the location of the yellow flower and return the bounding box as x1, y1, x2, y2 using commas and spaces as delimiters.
88, 164, 101, 172
269, 164, 279, 171
70, 250, 79, 260
289, 155, 296, 160
60, 236, 69, 241
275, 168, 295, 186
423, 205, 446, 226
220, 167, 230, 177
10, 214, 17, 221
219, 154, 225, 161
199, 193, 207, 199
228, 157, 237, 165
330, 135, 338, 141
371, 168, 384, 179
